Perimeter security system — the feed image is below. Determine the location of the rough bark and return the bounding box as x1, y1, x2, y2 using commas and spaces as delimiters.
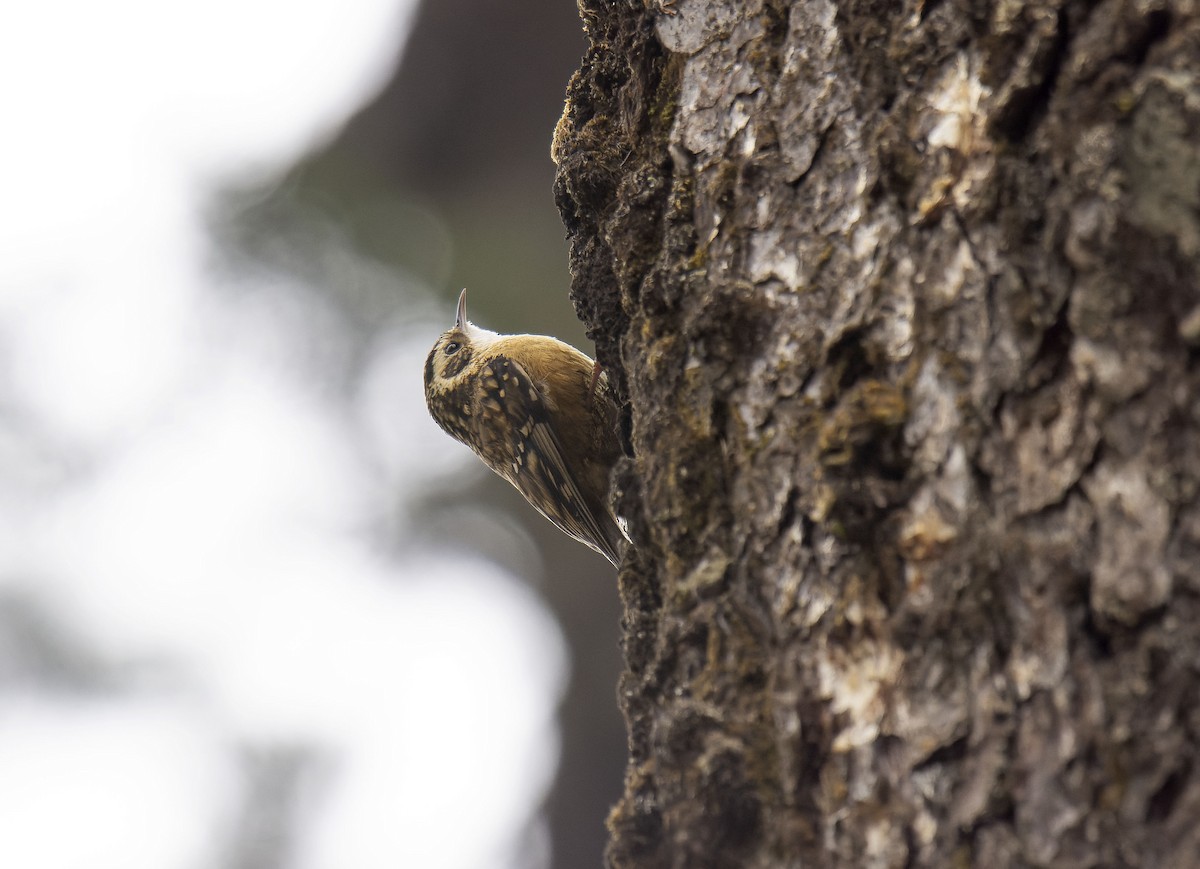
554, 0, 1200, 867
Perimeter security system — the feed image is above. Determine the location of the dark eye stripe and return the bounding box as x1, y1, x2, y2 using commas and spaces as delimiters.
441, 345, 474, 378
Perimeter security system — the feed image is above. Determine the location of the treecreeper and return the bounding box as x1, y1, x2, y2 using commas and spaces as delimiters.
423, 289, 626, 566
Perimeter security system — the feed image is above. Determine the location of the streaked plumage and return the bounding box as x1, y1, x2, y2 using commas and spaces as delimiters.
423, 289, 624, 566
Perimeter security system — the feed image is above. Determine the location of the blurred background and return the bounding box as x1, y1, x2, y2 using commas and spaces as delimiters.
0, 1, 625, 867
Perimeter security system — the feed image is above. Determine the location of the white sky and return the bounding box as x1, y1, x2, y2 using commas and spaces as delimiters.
0, 2, 567, 868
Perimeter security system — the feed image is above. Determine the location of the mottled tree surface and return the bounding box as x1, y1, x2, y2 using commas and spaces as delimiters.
553, 0, 1200, 866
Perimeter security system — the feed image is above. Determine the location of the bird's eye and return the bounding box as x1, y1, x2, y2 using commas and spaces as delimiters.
444, 341, 461, 355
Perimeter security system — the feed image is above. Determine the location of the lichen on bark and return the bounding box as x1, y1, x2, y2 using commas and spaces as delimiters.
554, 0, 1200, 866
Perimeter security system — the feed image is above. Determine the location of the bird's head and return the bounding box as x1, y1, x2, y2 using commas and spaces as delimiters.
423, 289, 500, 399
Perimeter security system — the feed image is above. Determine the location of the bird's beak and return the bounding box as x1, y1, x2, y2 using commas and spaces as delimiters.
455, 288, 468, 330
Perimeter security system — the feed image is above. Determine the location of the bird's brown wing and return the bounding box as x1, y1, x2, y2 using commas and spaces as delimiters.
477, 356, 620, 566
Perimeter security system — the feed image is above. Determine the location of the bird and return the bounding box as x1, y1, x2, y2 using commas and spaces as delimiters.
423, 289, 625, 566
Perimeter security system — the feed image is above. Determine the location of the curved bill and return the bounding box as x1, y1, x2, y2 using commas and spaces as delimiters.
455, 288, 468, 329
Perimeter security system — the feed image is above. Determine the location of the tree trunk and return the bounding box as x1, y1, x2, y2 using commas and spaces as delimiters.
554, 0, 1200, 866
